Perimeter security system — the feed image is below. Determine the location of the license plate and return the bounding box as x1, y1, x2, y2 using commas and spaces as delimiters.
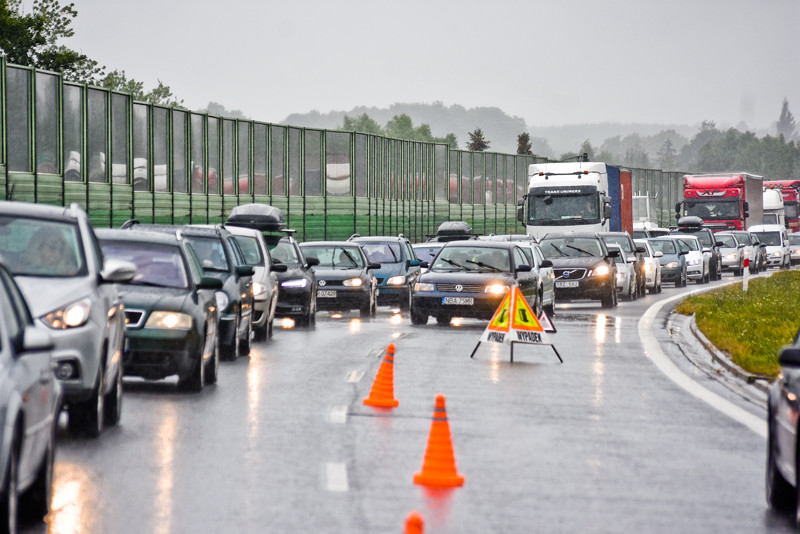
317, 290, 337, 298
556, 280, 579, 288
442, 297, 473, 305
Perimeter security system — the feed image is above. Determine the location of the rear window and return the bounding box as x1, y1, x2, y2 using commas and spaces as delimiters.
232, 235, 265, 266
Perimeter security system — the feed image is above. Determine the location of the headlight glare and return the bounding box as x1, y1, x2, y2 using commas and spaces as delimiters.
41, 297, 92, 329
343, 278, 363, 287
386, 275, 406, 286
666, 262, 678, 269
414, 282, 435, 292
215, 291, 230, 312
252, 282, 266, 297
484, 283, 510, 295
592, 264, 610, 277
282, 278, 308, 288
145, 311, 193, 330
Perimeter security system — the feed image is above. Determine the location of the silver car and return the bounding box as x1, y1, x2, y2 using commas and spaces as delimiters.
634, 238, 663, 293
714, 232, 746, 276
0, 201, 134, 437
517, 242, 556, 316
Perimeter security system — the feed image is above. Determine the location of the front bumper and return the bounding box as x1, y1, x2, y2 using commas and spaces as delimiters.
554, 275, 613, 301
376, 285, 409, 306
123, 328, 202, 380
45, 321, 105, 404
661, 267, 681, 282
275, 289, 312, 317
411, 292, 504, 321
315, 287, 370, 312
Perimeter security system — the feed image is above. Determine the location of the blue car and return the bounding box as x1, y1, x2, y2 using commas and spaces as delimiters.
349, 234, 421, 311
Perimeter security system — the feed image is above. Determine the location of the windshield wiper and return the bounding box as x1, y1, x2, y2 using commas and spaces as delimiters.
339, 248, 358, 267
565, 245, 595, 257
466, 260, 502, 272
440, 258, 467, 270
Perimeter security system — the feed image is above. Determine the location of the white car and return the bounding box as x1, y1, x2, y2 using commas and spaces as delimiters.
608, 244, 637, 300
634, 238, 663, 293
671, 234, 709, 283
749, 224, 791, 269
518, 242, 556, 316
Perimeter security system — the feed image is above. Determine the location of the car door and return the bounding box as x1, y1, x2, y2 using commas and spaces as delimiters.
512, 247, 537, 305
533, 245, 554, 300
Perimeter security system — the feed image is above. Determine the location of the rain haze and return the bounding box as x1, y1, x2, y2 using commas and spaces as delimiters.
60, 0, 800, 130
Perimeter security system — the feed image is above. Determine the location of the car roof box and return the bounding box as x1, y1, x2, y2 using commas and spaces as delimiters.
677, 216, 704, 229
436, 221, 473, 236
227, 203, 286, 232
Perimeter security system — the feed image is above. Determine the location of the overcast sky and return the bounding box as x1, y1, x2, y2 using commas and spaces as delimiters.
60, 0, 800, 131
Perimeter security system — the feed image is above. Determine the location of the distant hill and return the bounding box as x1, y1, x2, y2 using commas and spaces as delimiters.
282, 102, 699, 157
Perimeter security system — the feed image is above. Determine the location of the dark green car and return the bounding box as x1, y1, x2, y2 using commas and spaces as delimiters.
97, 229, 223, 391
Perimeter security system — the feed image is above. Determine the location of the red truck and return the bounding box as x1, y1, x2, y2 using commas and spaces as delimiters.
764, 180, 800, 233
676, 173, 764, 231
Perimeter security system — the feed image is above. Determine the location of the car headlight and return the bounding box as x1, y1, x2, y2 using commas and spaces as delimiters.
386, 275, 406, 286
616, 272, 625, 280
215, 291, 230, 312
484, 283, 510, 295
144, 311, 193, 330
414, 282, 435, 292
41, 297, 92, 329
343, 278, 363, 287
252, 282, 267, 298
725, 253, 739, 260
772, 251, 782, 258
282, 279, 308, 288
644, 263, 653, 272
687, 259, 701, 266
794, 249, 800, 255
666, 262, 678, 269
591, 264, 610, 277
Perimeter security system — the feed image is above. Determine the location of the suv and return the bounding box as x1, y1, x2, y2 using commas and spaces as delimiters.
0, 201, 134, 437
669, 216, 723, 280
350, 234, 421, 311
598, 232, 646, 298
538, 232, 619, 308
122, 222, 255, 359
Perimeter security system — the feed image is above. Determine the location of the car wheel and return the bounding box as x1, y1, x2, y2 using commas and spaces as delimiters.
103, 363, 123, 427
0, 434, 19, 534
534, 290, 543, 317
253, 323, 268, 343
766, 415, 796, 511
181, 344, 206, 393
410, 307, 428, 325
601, 285, 615, 308
205, 331, 219, 386
20, 424, 54, 522
400, 287, 412, 313
360, 294, 373, 318
221, 315, 239, 361
238, 313, 252, 356
69, 365, 105, 438
435, 313, 451, 326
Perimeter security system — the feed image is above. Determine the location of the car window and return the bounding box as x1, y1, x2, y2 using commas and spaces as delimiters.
676, 237, 699, 251
413, 245, 442, 263
649, 240, 676, 254
269, 238, 302, 265
533, 246, 545, 266
636, 243, 652, 257
540, 237, 602, 258
233, 235, 265, 267
360, 243, 402, 264
735, 233, 752, 245
716, 234, 737, 247
0, 268, 30, 346
788, 235, 800, 245
184, 236, 229, 272
751, 232, 781, 246
100, 241, 189, 289
0, 215, 87, 277
513, 248, 528, 268
519, 246, 534, 266
602, 235, 633, 252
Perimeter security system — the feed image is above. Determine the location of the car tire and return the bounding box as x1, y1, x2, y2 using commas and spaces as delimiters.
0, 434, 19, 534
103, 363, 123, 427
239, 313, 252, 356
601, 285, 615, 308
221, 315, 239, 361
435, 313, 451, 326
253, 323, 268, 343
766, 415, 796, 511
181, 345, 206, 393
534, 290, 543, 317
400, 288, 412, 313
20, 424, 54, 522
544, 298, 555, 317
205, 333, 219, 386
69, 365, 105, 438
360, 294, 374, 318
410, 307, 427, 325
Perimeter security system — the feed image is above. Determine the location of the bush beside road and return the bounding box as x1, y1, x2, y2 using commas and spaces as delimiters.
675, 271, 800, 379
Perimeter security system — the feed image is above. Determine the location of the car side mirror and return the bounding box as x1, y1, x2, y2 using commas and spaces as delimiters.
679, 250, 689, 256
101, 259, 136, 283
654, 251, 663, 258
516, 264, 532, 272
272, 263, 288, 273
702, 247, 711, 254
368, 263, 381, 270
420, 261, 430, 269
306, 256, 320, 267
408, 259, 421, 267
236, 265, 255, 277
540, 259, 553, 268
197, 276, 224, 290
715, 241, 724, 247
21, 325, 54, 354
779, 346, 800, 367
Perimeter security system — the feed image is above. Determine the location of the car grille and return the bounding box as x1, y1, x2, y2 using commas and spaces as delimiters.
375, 277, 385, 285
554, 268, 587, 280
125, 309, 146, 328
437, 283, 484, 293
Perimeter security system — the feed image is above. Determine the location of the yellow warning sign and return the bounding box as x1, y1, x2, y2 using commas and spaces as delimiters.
509, 287, 544, 332
486, 291, 512, 332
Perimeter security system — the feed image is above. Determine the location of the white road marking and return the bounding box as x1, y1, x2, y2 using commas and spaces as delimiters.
326, 462, 348, 492
347, 370, 365, 383
638, 287, 766, 438
330, 406, 348, 424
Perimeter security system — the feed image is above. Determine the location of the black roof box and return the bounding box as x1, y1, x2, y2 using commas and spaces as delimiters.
436, 221, 473, 236
227, 203, 287, 232
677, 216, 704, 229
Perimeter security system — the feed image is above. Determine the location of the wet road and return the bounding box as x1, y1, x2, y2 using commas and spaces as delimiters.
26, 273, 798, 533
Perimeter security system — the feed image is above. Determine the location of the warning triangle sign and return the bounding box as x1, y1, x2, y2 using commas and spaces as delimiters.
537, 310, 556, 333
486, 291, 512, 332
509, 287, 543, 332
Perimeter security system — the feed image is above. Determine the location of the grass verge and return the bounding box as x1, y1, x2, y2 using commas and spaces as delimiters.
675, 270, 800, 379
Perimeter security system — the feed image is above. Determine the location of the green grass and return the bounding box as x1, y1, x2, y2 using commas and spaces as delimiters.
675, 271, 800, 378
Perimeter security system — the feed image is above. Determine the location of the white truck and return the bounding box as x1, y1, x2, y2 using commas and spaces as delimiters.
517, 161, 633, 241
763, 188, 786, 227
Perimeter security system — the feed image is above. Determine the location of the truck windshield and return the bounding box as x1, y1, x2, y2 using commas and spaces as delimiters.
528, 193, 599, 225
684, 199, 740, 220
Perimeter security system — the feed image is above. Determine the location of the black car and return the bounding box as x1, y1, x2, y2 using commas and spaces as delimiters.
538, 232, 619, 308
120, 222, 255, 359
648, 237, 689, 287
97, 229, 223, 390
299, 241, 379, 318
0, 261, 62, 530
767, 330, 800, 515
226, 204, 319, 328
410, 241, 538, 325
669, 216, 723, 280
599, 231, 646, 298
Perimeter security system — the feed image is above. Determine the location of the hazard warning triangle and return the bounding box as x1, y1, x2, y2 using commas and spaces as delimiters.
486, 290, 512, 332
509, 287, 544, 332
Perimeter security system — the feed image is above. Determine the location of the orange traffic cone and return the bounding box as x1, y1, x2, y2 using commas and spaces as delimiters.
413, 394, 464, 487
405, 510, 424, 534
362, 343, 399, 408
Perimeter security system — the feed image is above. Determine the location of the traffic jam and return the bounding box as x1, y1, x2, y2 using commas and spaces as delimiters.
2, 164, 800, 532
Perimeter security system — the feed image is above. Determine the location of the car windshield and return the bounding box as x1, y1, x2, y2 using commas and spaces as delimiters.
752, 231, 781, 246
101, 241, 188, 289
716, 234, 738, 248
539, 237, 603, 258
268, 237, 302, 265
734, 233, 751, 245
635, 243, 651, 257
0, 215, 86, 277
601, 235, 633, 252
301, 245, 364, 269
649, 240, 676, 254
675, 237, 700, 251
359, 243, 402, 264
232, 235, 264, 266
413, 245, 442, 263
431, 246, 509, 272
184, 236, 229, 272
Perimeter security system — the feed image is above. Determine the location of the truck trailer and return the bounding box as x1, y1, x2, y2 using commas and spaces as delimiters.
676, 173, 764, 231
